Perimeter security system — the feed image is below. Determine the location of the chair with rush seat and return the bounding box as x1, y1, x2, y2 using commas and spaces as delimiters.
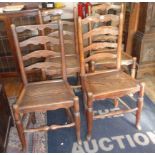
11, 20, 81, 151
78, 3, 145, 140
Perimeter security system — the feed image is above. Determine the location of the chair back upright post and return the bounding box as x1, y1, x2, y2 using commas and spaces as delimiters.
58, 20, 67, 81
73, 7, 79, 55
88, 7, 92, 55
38, 10, 48, 50
11, 24, 28, 86
78, 16, 85, 77
116, 3, 125, 70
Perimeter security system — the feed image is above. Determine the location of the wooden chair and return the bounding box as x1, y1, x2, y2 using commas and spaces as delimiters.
39, 8, 80, 79
78, 3, 145, 140
11, 20, 81, 151
86, 3, 137, 78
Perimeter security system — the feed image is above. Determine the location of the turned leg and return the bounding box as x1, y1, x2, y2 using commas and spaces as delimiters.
136, 82, 145, 130
131, 57, 137, 79
13, 105, 26, 152
86, 92, 93, 141
81, 78, 87, 115
65, 108, 74, 123
73, 97, 82, 145
83, 91, 87, 115
114, 98, 119, 108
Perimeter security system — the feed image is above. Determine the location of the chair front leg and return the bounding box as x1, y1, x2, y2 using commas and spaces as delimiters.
83, 91, 88, 115
86, 92, 93, 141
136, 82, 145, 130
73, 97, 82, 145
114, 97, 119, 108
81, 78, 88, 115
13, 105, 26, 152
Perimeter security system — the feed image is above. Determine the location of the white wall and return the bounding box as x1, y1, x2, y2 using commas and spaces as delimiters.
61, 2, 77, 19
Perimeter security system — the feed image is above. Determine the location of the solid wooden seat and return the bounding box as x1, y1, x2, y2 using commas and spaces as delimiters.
78, 3, 145, 140
46, 55, 80, 76
18, 80, 74, 112
85, 71, 138, 98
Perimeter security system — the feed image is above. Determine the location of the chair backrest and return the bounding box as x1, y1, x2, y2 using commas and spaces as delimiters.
78, 3, 125, 76
40, 7, 79, 54
90, 3, 122, 40
11, 20, 67, 85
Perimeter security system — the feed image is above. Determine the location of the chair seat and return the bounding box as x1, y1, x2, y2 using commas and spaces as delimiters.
45, 55, 80, 75
18, 80, 75, 112
85, 71, 139, 98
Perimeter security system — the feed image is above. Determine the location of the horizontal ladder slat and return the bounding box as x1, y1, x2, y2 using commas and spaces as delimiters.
83, 42, 117, 52
16, 23, 58, 33
83, 26, 118, 40
23, 50, 60, 61
20, 36, 72, 47
25, 62, 61, 71
85, 53, 117, 63
82, 14, 119, 25
92, 4, 121, 12
93, 35, 117, 42
19, 36, 59, 47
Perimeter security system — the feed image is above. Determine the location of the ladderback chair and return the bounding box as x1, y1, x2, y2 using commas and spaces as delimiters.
39, 8, 80, 80
78, 3, 145, 140
11, 20, 81, 151
85, 3, 137, 78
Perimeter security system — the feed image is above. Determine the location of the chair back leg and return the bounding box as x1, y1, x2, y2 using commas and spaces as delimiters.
86, 92, 93, 140
114, 98, 119, 108
136, 82, 145, 130
13, 105, 26, 152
